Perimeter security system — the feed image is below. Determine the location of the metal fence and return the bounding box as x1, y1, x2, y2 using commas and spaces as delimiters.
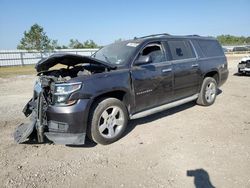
0, 49, 99, 67
1, 48, 249, 67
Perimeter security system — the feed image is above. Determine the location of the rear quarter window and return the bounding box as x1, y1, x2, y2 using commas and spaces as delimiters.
166, 40, 195, 60
197, 40, 224, 57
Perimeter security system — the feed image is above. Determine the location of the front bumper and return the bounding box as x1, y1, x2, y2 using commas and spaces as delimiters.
238, 67, 250, 72
46, 99, 91, 133
44, 99, 91, 144
15, 98, 92, 145
44, 132, 86, 145
238, 62, 250, 72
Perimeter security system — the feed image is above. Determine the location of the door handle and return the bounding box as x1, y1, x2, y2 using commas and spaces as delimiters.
162, 68, 172, 73
192, 64, 199, 68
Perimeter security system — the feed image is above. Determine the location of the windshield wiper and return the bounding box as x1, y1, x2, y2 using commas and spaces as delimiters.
102, 53, 112, 64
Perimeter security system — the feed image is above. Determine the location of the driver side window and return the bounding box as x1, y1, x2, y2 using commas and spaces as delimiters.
139, 43, 165, 63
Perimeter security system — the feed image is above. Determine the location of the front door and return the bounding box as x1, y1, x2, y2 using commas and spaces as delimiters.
131, 42, 173, 113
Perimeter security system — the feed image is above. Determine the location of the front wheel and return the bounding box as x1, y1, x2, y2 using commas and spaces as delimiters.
197, 77, 217, 106
88, 98, 128, 145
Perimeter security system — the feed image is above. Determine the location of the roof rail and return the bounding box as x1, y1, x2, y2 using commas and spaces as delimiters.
186, 34, 200, 37
134, 33, 171, 40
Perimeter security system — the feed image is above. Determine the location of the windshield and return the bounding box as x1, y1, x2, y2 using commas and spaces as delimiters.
93, 41, 139, 65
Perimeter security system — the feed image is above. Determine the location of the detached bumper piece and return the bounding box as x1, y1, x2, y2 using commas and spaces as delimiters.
14, 119, 86, 145
14, 121, 36, 144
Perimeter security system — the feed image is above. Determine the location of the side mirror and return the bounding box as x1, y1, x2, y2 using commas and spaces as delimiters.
134, 55, 152, 65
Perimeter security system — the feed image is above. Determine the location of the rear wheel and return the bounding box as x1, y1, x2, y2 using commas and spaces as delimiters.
88, 98, 128, 145
197, 77, 217, 106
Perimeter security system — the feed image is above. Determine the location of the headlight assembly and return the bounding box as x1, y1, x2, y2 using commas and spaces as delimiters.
53, 82, 82, 105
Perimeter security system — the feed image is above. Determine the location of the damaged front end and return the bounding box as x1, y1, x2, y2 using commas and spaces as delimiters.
14, 75, 74, 144
14, 53, 115, 145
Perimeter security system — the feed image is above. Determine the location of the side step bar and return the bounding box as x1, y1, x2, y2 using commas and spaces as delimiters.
130, 94, 199, 120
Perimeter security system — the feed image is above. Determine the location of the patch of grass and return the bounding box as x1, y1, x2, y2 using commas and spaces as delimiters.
0, 64, 68, 78
0, 65, 36, 78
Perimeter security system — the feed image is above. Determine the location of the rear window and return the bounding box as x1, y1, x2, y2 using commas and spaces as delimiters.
167, 40, 195, 60
197, 40, 224, 57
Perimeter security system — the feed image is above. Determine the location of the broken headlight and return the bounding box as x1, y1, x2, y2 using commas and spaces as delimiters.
53, 82, 82, 105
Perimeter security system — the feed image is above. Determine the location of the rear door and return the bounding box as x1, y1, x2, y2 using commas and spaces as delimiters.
164, 39, 200, 100
131, 41, 173, 113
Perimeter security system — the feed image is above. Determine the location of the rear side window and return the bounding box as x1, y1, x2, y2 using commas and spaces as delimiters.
197, 40, 224, 57
167, 40, 195, 60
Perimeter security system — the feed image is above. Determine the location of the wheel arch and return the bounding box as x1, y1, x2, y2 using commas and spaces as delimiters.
89, 89, 132, 114
203, 70, 220, 84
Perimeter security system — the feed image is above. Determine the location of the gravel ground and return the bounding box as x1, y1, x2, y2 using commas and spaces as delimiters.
0, 55, 249, 188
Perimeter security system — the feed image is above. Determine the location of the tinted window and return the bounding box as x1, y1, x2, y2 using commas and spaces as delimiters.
197, 40, 224, 57
139, 43, 165, 63
167, 40, 195, 60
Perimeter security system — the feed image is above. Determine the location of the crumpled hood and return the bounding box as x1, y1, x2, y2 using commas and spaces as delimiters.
35, 53, 116, 72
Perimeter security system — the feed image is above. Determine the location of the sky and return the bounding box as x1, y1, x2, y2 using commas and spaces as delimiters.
0, 0, 250, 49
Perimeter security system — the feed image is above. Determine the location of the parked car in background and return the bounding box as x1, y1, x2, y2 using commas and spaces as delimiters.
238, 56, 250, 74
246, 46, 250, 50
14, 33, 228, 145
233, 46, 249, 52
222, 47, 229, 52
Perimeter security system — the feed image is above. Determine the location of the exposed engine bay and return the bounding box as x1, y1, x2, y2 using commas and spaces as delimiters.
14, 53, 115, 144
39, 64, 106, 80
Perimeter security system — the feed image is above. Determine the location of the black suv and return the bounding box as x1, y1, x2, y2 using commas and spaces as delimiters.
14, 34, 228, 145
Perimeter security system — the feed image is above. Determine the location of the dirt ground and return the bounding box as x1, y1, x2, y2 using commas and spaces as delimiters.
0, 54, 249, 188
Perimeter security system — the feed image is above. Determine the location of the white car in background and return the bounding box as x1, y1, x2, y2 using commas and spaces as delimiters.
238, 56, 250, 74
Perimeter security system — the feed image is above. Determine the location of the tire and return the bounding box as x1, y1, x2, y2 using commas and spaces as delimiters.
196, 77, 217, 106
88, 98, 128, 145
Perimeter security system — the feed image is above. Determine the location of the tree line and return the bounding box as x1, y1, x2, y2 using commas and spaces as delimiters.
217, 35, 250, 45
17, 24, 99, 51
17, 24, 250, 51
